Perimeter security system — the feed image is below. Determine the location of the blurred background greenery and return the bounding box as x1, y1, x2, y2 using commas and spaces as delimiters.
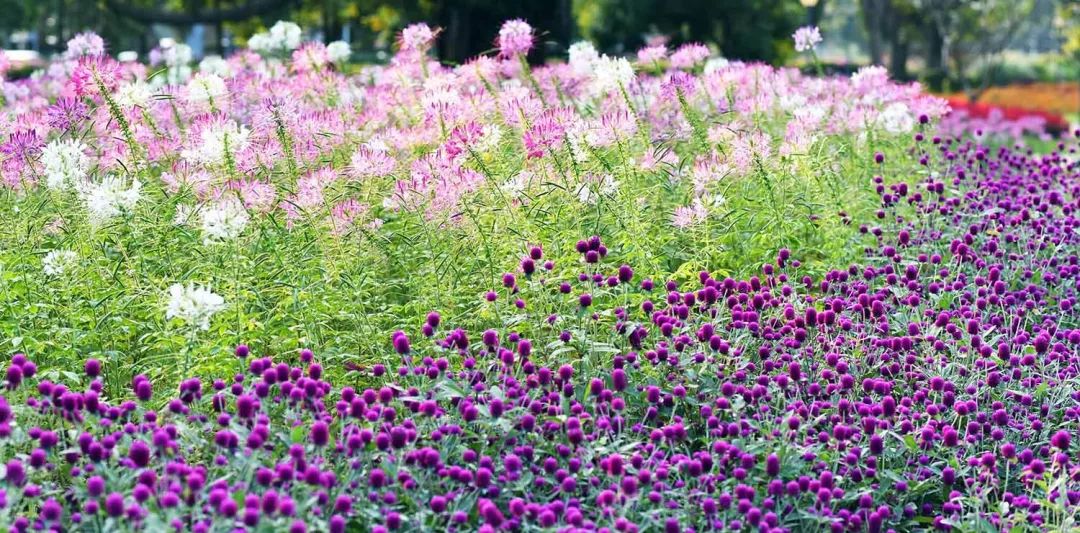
1, 0, 1078, 100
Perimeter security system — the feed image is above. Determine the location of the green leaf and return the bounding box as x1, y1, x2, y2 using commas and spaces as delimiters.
290, 426, 305, 443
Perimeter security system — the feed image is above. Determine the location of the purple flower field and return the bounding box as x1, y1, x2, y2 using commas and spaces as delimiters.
0, 18, 1078, 533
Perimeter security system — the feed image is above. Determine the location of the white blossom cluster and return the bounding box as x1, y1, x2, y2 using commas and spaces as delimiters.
165, 283, 226, 330
184, 73, 229, 108
182, 120, 250, 166
879, 102, 915, 134
200, 198, 250, 244
115, 81, 154, 109
40, 139, 90, 191
590, 55, 634, 97
576, 173, 620, 205
198, 55, 233, 77
153, 42, 194, 86
77, 176, 141, 224
568, 42, 600, 75
327, 41, 352, 63
566, 41, 635, 97
248, 21, 303, 54
42, 250, 78, 277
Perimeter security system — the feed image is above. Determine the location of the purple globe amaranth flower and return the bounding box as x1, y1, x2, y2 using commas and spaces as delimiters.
311, 421, 330, 446
84, 359, 101, 377
87, 475, 105, 496
129, 440, 151, 467
329, 515, 346, 533
40, 498, 63, 521
235, 344, 250, 358
1050, 431, 1070, 451
4, 459, 25, 486
5, 364, 22, 388
392, 331, 411, 354
105, 493, 125, 517
134, 379, 152, 402
765, 453, 780, 477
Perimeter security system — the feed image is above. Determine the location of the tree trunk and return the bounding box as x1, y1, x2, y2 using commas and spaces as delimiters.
860, 0, 884, 65
924, 23, 946, 90
889, 32, 908, 79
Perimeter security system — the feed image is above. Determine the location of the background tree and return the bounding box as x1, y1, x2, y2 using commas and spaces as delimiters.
575, 0, 803, 62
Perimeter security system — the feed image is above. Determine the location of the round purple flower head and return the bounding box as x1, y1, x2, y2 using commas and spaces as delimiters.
84, 359, 101, 377
134, 378, 153, 402
1050, 430, 1070, 451
105, 493, 125, 517
87, 476, 105, 496
392, 331, 411, 355
311, 421, 330, 446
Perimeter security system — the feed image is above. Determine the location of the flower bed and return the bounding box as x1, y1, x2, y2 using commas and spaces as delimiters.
939, 95, 1072, 140
2, 135, 1079, 531
1, 19, 1078, 533
946, 83, 1080, 117
0, 22, 947, 391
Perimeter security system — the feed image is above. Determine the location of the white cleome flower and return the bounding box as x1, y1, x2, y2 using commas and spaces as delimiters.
184, 73, 229, 107
173, 204, 195, 226
590, 55, 634, 97
269, 21, 303, 51
703, 57, 730, 75
166, 283, 226, 330
327, 41, 351, 63
198, 55, 233, 77
247, 33, 271, 53
200, 198, 250, 244
115, 80, 154, 109
568, 41, 599, 75
42, 250, 78, 277
162, 43, 193, 66
78, 176, 141, 224
792, 26, 823, 53
183, 120, 250, 166
40, 139, 90, 191
879, 102, 915, 134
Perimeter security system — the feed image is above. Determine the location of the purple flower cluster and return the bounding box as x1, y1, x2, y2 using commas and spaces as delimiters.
2, 135, 1080, 531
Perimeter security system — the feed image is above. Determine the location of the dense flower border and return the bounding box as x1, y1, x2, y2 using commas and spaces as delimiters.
1, 132, 1078, 531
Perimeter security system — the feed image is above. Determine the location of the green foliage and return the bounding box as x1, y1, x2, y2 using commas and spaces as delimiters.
0, 119, 905, 397
574, 0, 803, 62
